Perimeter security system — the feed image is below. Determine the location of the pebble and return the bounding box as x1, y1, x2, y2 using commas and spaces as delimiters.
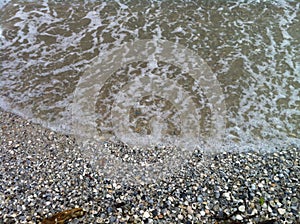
197, 196, 203, 203
278, 208, 286, 215
223, 192, 231, 200
143, 211, 150, 219
178, 214, 184, 220
268, 206, 272, 213
269, 200, 276, 207
238, 205, 245, 213
257, 182, 264, 188
0, 110, 299, 224
236, 214, 243, 220
187, 206, 193, 214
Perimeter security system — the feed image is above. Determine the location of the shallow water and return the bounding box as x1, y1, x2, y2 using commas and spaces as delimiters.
0, 0, 299, 152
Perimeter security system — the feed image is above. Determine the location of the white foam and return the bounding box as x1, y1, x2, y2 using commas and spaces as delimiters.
0, 0, 299, 153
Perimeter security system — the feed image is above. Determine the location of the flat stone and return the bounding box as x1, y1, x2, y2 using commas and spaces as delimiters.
278, 208, 286, 215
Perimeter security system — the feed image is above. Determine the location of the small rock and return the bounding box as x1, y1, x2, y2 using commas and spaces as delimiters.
268, 206, 272, 213
187, 206, 193, 214
276, 201, 283, 207
269, 200, 276, 207
13, 144, 20, 149
238, 205, 245, 213
168, 196, 174, 202
11, 213, 18, 218
110, 216, 116, 223
158, 214, 164, 219
178, 214, 184, 220
251, 209, 258, 215
223, 192, 231, 200
143, 211, 150, 219
236, 214, 243, 220
257, 182, 264, 188
278, 208, 286, 215
106, 194, 112, 199
213, 204, 219, 211
197, 196, 203, 203
96, 217, 104, 223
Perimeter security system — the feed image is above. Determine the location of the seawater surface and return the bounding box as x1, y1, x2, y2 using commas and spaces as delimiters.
0, 0, 299, 152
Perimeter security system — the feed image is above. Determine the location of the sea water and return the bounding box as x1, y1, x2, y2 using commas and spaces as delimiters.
0, 0, 299, 153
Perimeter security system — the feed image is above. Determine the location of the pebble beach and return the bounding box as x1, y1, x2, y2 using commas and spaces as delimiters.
0, 109, 299, 224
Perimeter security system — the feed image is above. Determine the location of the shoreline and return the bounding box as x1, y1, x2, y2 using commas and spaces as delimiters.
0, 109, 299, 223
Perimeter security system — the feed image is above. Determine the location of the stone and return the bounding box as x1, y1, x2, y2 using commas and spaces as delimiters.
269, 200, 275, 207
143, 211, 150, 219
268, 206, 272, 213
223, 192, 231, 200
178, 214, 184, 220
238, 205, 245, 213
257, 182, 264, 188
278, 208, 286, 215
187, 206, 193, 214
236, 214, 243, 220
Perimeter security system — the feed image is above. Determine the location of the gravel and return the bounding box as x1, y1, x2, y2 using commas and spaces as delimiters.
0, 109, 299, 223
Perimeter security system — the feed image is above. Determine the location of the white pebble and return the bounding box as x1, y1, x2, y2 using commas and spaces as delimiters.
173, 26, 183, 33
11, 213, 18, 218
106, 194, 112, 198
168, 196, 174, 202
178, 214, 184, 220
257, 182, 264, 188
45, 201, 51, 206
268, 206, 273, 213
251, 209, 258, 215
236, 214, 243, 220
143, 211, 150, 219
223, 192, 231, 200
278, 208, 286, 215
238, 205, 245, 212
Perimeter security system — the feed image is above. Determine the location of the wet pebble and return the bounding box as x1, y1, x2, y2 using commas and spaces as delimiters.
0, 110, 299, 224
